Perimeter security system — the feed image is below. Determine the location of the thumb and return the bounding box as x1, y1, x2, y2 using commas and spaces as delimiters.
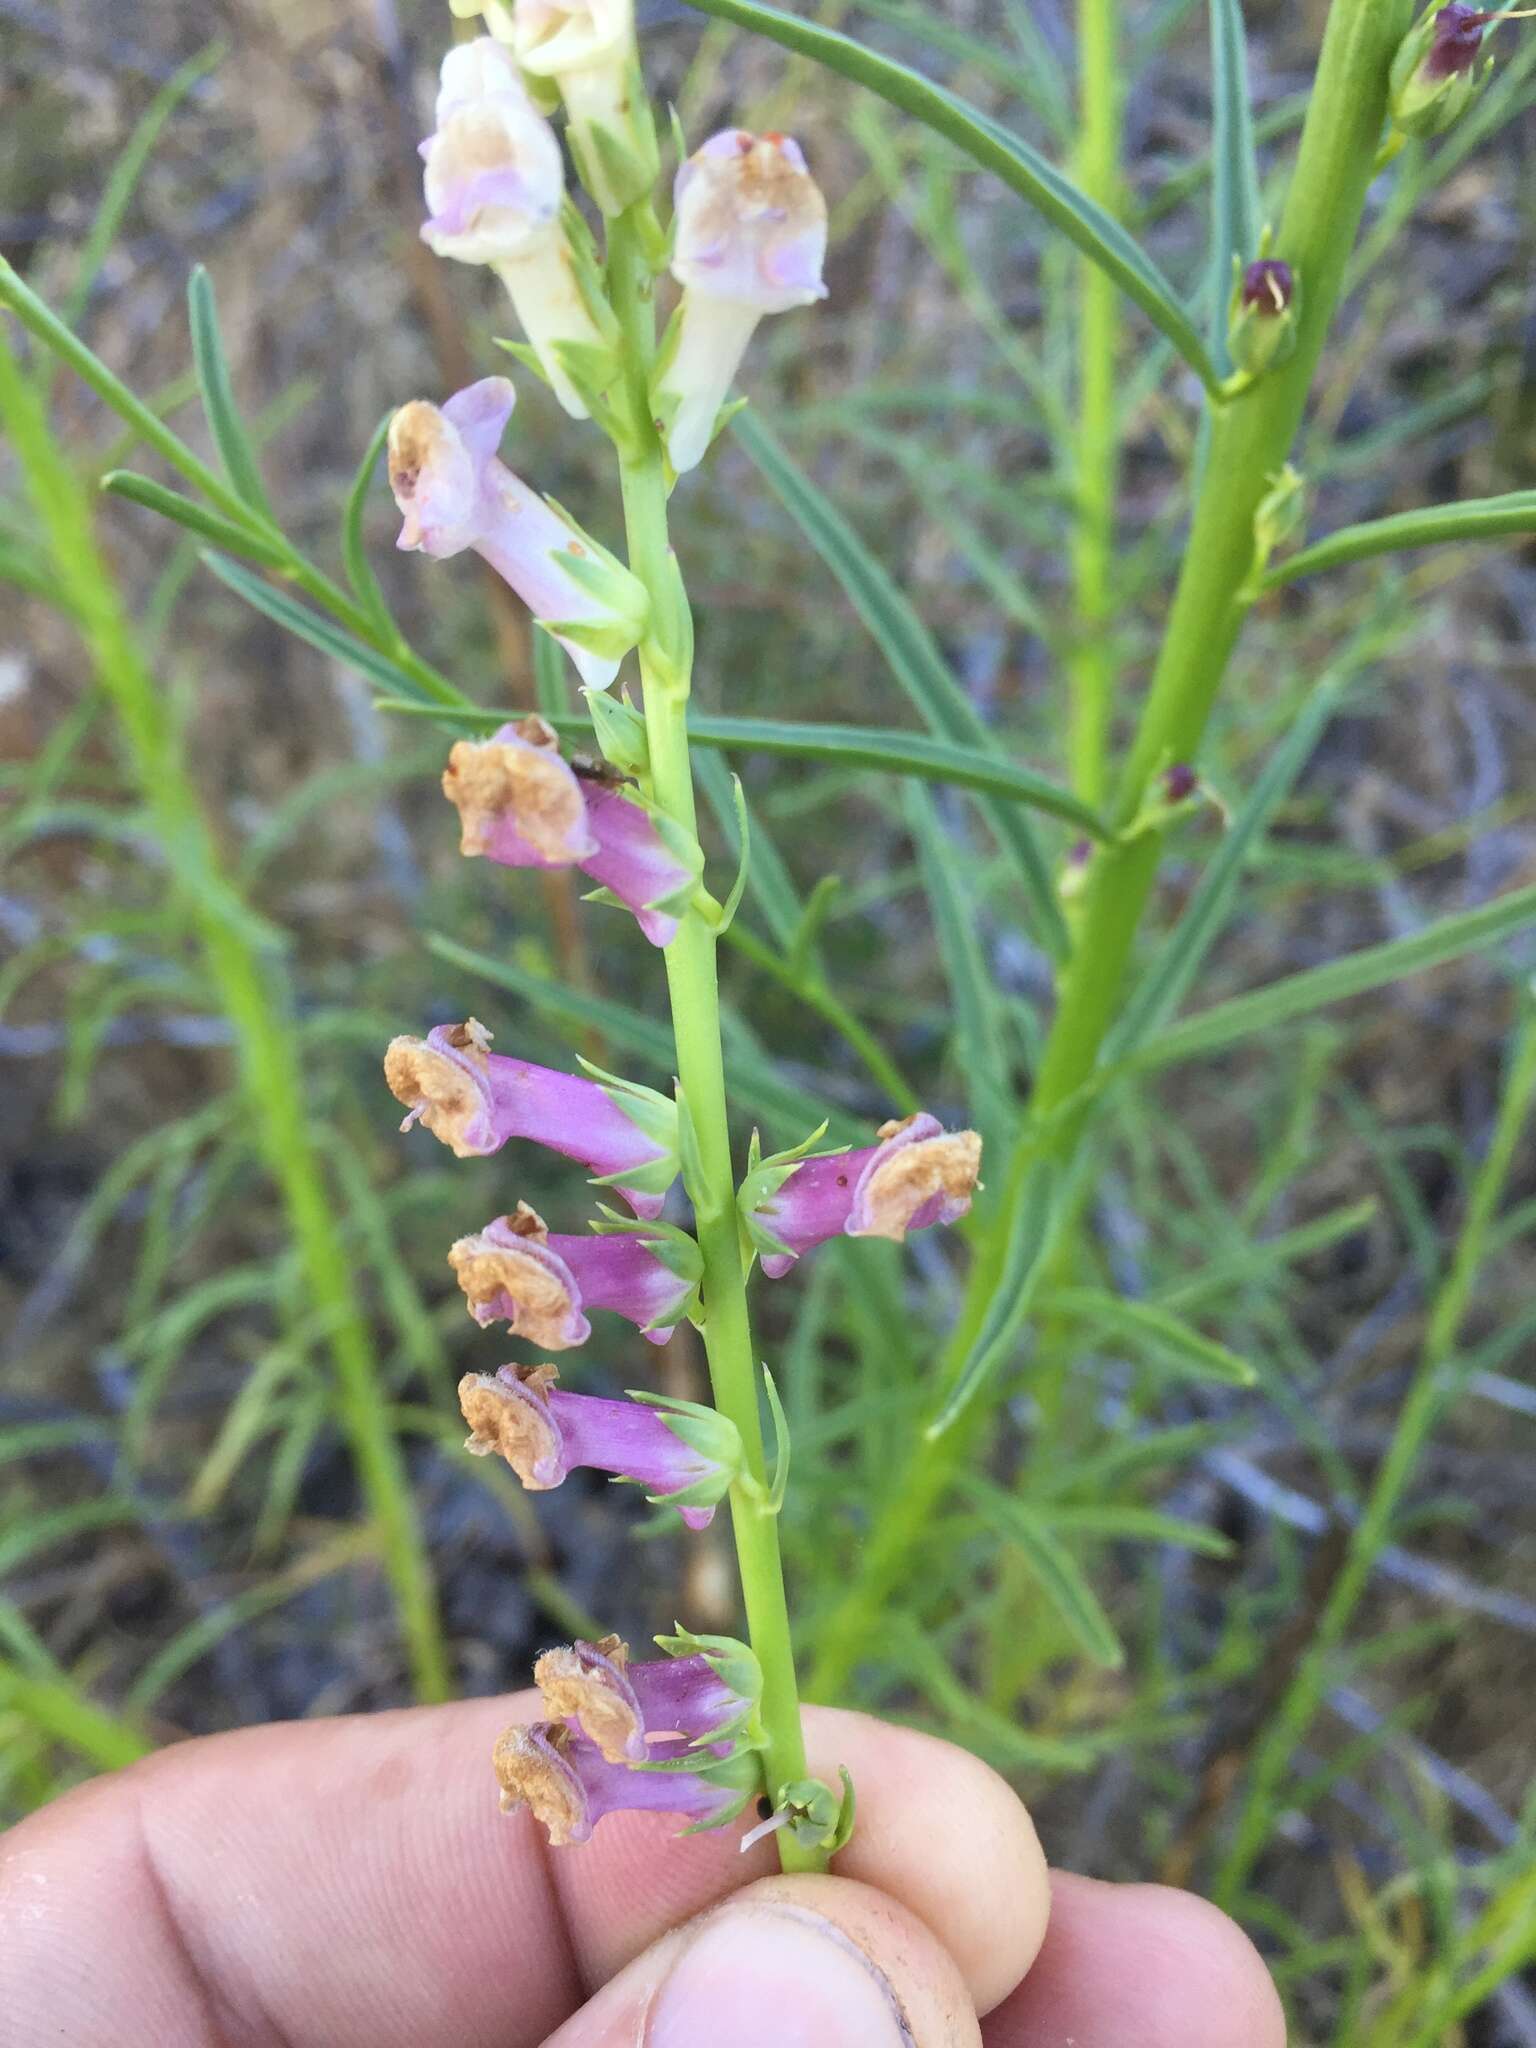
543, 1871, 982, 2047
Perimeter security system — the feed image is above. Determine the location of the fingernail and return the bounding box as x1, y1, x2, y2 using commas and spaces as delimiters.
646, 1902, 913, 2047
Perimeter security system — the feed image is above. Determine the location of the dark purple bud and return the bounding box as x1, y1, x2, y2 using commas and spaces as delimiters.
1239, 260, 1294, 317
1425, 3, 1492, 77
1163, 763, 1199, 804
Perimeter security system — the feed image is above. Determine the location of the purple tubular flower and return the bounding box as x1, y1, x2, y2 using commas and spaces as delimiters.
492, 1720, 752, 1846
533, 1632, 762, 1762
745, 1113, 983, 1278
442, 717, 700, 947
458, 1363, 740, 1528
387, 379, 647, 691
383, 1018, 676, 1218
448, 1203, 697, 1347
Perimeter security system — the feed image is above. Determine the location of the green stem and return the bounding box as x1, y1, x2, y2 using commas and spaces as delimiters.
808, 0, 1413, 1704
0, 320, 452, 1705
1212, 1002, 1536, 1905
1067, 0, 1121, 808
605, 211, 819, 1871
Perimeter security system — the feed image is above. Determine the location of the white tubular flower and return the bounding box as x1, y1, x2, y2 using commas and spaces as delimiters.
420, 38, 611, 418
510, 0, 658, 216
449, 0, 519, 42
653, 130, 828, 475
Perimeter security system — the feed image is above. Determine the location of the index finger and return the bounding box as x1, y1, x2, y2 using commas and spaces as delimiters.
0, 1695, 1050, 2048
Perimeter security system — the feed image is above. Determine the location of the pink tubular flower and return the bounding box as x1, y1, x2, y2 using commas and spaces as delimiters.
383, 1018, 677, 1217
742, 1113, 982, 1278
387, 378, 647, 691
533, 1631, 763, 1762
459, 1363, 741, 1528
653, 130, 827, 474
448, 1202, 700, 1348
492, 1719, 756, 1845
419, 40, 612, 418
442, 716, 701, 947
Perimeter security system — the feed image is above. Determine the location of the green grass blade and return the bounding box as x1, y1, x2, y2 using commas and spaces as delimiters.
187, 265, 274, 520
1033, 1504, 1235, 1558
962, 1478, 1125, 1667
1263, 491, 1536, 588
340, 411, 397, 641
734, 410, 1073, 957
680, 0, 1219, 388
102, 470, 290, 566
1132, 883, 1536, 1075
1048, 1287, 1256, 1385
1207, 0, 1262, 369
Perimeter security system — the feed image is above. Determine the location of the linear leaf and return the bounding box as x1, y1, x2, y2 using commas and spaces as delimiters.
340, 411, 396, 641
1207, 0, 1262, 369
695, 746, 803, 949
1035, 1504, 1235, 1558
735, 410, 1072, 957
187, 265, 274, 519
963, 1478, 1125, 1667
199, 551, 466, 710
1049, 1286, 1256, 1386
680, 0, 1219, 388
1264, 491, 1536, 588
102, 470, 290, 566
1131, 883, 1536, 1075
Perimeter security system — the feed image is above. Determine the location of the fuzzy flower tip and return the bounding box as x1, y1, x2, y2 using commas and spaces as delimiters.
744, 1113, 982, 1278
459, 1363, 740, 1528
443, 717, 700, 947
492, 1720, 752, 1845
533, 1632, 762, 1761
383, 1018, 677, 1217
388, 380, 646, 690
419, 40, 613, 416
448, 1202, 698, 1348
652, 130, 827, 474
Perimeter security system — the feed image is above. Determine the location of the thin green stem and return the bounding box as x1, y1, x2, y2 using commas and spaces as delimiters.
1212, 1001, 1536, 1904
605, 211, 819, 1870
0, 320, 452, 1705
808, 0, 1414, 1703
1067, 0, 1121, 808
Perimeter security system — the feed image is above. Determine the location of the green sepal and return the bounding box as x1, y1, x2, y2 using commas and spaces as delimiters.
575, 1055, 681, 1198
1238, 461, 1306, 602
589, 1204, 703, 1289
770, 1768, 857, 1854
736, 1120, 840, 1265
652, 1625, 768, 1750
1388, 4, 1493, 139
1225, 236, 1300, 383
492, 336, 554, 391
623, 1389, 744, 1509
582, 685, 650, 777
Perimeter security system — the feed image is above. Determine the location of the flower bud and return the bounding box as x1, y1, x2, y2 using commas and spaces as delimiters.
449, 1201, 702, 1348
384, 1019, 678, 1215
442, 716, 701, 946
652, 130, 827, 474
740, 1114, 982, 1277
387, 379, 647, 689
419, 40, 617, 416
510, 0, 659, 217
459, 1363, 742, 1526
1226, 258, 1298, 380
492, 1718, 759, 1845
1389, 3, 1495, 137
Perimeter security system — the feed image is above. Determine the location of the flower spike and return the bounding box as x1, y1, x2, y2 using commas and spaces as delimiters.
448, 1202, 701, 1348
493, 1720, 759, 1845
652, 130, 827, 474
459, 1363, 742, 1527
533, 1631, 764, 1761
388, 380, 647, 689
383, 1019, 678, 1216
740, 1114, 982, 1277
442, 716, 701, 946
419, 39, 617, 416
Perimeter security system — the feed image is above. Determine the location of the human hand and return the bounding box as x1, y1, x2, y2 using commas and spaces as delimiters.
0, 1695, 1282, 2045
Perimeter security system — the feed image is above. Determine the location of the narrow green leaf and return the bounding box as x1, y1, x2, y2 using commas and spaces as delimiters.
1034, 1504, 1235, 1559
1131, 884, 1536, 1075
198, 551, 467, 710
906, 783, 1013, 1151
187, 265, 274, 519
962, 1478, 1125, 1667
1049, 1286, 1256, 1386
341, 411, 397, 641
1263, 491, 1536, 588
680, 0, 1219, 388
695, 747, 802, 948
735, 410, 1073, 958
1207, 0, 1262, 369
102, 469, 290, 567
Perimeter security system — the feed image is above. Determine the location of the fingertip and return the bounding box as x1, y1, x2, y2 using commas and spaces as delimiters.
986, 1873, 1285, 2048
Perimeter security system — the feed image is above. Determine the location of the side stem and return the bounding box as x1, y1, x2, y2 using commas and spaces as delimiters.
605, 212, 819, 1870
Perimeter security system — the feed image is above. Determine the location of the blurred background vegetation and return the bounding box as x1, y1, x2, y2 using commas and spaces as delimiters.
3, 0, 1536, 2038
